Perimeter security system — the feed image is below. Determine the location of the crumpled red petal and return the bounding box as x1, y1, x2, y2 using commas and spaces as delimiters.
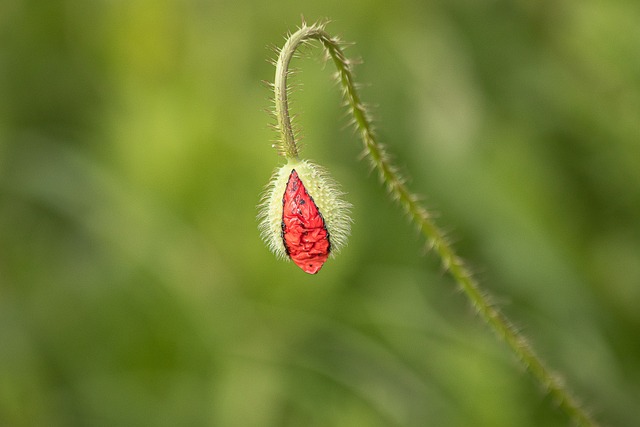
282, 169, 330, 274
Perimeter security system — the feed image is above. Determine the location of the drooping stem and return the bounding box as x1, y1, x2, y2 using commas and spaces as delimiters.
273, 28, 304, 159
272, 21, 599, 427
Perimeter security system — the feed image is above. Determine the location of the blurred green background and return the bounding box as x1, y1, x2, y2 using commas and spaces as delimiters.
1, 0, 639, 426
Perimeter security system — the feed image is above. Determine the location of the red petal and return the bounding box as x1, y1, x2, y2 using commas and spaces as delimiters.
282, 169, 330, 274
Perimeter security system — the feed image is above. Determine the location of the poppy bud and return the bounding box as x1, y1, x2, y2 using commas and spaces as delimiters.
259, 159, 351, 274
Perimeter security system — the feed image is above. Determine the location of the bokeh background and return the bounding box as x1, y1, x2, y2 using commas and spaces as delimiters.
1, 0, 639, 426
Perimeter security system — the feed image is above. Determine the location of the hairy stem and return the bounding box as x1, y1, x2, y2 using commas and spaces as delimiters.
272, 21, 598, 427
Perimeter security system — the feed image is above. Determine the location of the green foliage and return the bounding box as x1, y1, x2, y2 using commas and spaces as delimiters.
1, 1, 639, 426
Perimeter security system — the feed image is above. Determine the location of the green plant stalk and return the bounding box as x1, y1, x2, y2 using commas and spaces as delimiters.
271, 21, 598, 427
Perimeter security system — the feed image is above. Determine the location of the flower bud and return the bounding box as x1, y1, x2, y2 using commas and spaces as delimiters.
258, 159, 351, 274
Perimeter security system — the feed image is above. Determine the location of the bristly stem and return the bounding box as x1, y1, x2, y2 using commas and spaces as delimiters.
272, 20, 599, 427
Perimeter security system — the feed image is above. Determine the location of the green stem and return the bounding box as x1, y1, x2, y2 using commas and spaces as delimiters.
273, 27, 308, 159
272, 21, 599, 427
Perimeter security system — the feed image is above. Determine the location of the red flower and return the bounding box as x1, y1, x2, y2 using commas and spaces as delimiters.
259, 160, 351, 274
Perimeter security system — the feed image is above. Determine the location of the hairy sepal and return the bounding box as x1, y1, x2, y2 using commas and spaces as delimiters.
258, 159, 352, 263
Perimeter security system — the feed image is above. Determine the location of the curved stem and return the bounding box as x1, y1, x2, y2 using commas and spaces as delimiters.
272, 21, 599, 427
273, 22, 351, 159
274, 26, 328, 159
